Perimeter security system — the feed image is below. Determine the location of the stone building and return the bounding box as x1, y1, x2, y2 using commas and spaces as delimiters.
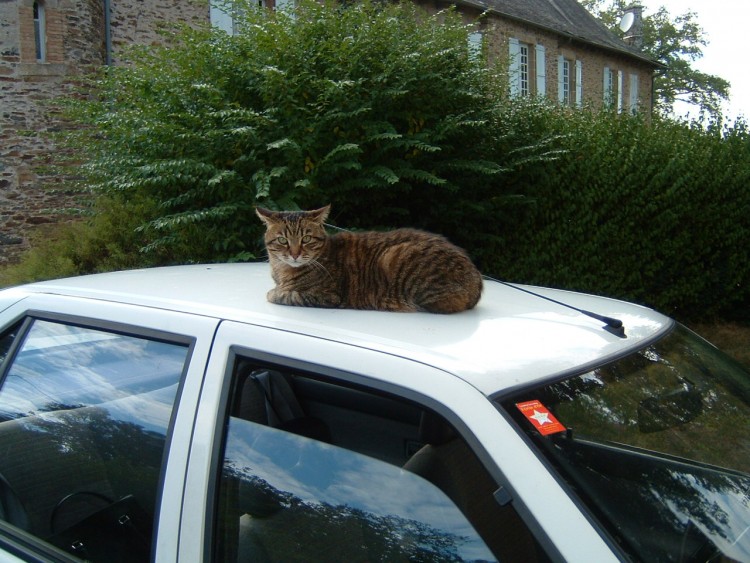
470, 1, 655, 112
0, 0, 206, 264
0, 0, 656, 265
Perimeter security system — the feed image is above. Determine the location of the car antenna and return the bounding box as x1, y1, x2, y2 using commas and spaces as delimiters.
484, 275, 626, 338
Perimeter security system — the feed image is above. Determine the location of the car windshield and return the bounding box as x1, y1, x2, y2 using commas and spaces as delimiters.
501, 325, 750, 563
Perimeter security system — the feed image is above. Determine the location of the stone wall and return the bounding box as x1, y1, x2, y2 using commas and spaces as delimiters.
0, 0, 208, 265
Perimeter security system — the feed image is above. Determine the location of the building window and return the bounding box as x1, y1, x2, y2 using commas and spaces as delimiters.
558, 56, 571, 105
33, 1, 46, 62
518, 43, 530, 96
510, 39, 546, 98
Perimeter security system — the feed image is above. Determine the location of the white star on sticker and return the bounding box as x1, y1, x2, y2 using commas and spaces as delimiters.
530, 409, 552, 425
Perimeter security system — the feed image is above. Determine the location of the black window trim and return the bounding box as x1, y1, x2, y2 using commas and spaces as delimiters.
0, 310, 197, 562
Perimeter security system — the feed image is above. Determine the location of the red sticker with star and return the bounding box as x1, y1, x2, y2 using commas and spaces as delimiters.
516, 400, 566, 436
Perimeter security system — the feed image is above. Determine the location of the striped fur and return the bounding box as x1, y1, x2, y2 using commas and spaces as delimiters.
256, 205, 482, 313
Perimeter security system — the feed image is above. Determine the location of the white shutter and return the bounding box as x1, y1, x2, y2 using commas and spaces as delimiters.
535, 44, 546, 97
629, 73, 639, 113
617, 70, 624, 112
557, 55, 565, 103
210, 0, 234, 34
468, 31, 482, 60
575, 60, 583, 107
509, 38, 521, 97
603, 67, 611, 106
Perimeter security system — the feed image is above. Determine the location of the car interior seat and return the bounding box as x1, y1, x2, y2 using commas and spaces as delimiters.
233, 368, 330, 443
403, 411, 542, 563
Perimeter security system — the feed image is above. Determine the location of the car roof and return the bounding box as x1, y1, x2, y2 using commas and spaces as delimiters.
9, 263, 672, 397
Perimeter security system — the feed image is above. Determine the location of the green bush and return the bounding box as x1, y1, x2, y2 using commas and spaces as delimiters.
0, 196, 168, 287
61, 0, 551, 264
491, 111, 750, 321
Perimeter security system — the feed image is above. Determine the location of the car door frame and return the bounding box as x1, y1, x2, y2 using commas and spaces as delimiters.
183, 319, 620, 563
0, 294, 220, 563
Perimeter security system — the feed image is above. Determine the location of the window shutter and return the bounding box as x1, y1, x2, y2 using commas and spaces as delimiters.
509, 38, 521, 97
210, 1, 234, 33
629, 73, 639, 113
575, 60, 583, 106
617, 70, 624, 112
535, 44, 546, 97
603, 67, 611, 106
468, 31, 482, 60
557, 55, 565, 103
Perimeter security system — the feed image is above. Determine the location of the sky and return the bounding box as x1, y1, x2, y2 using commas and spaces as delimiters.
644, 0, 749, 122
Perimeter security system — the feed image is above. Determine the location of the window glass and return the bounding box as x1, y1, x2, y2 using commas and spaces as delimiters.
562, 59, 570, 105
519, 43, 530, 96
216, 418, 496, 562
501, 325, 750, 562
0, 319, 189, 561
33, 1, 46, 62
213, 363, 516, 562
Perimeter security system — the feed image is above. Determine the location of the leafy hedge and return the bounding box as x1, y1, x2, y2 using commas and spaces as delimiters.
61, 0, 553, 264
25, 0, 750, 322
490, 109, 750, 320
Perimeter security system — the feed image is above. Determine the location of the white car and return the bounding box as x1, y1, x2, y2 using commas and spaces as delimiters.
0, 263, 747, 562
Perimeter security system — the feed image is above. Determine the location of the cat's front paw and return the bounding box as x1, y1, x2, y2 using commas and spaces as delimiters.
267, 287, 341, 308
267, 288, 305, 306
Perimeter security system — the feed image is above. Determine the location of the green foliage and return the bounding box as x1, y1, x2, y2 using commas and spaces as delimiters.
61, 0, 541, 263
28, 0, 747, 323
490, 110, 750, 321
0, 196, 167, 287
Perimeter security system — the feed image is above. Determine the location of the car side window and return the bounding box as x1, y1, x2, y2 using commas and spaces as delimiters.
213, 361, 547, 562
0, 318, 189, 561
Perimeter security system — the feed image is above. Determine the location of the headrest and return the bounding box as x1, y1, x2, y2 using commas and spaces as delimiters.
418, 411, 456, 446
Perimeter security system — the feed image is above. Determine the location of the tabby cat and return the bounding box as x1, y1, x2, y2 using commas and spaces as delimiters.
256, 205, 482, 313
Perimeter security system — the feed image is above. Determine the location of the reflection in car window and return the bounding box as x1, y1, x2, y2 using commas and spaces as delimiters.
216, 417, 496, 562
0, 322, 19, 368
0, 319, 189, 561
503, 325, 750, 563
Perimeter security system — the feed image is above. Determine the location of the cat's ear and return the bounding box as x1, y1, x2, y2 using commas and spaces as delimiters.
308, 204, 330, 224
256, 207, 276, 226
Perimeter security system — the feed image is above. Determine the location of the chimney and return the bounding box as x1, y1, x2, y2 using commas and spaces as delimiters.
621, 5, 644, 49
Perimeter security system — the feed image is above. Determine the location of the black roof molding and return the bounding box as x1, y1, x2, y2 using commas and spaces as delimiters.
456, 0, 661, 67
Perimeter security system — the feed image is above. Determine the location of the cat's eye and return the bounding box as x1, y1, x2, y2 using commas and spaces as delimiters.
276, 236, 288, 245
301, 235, 312, 243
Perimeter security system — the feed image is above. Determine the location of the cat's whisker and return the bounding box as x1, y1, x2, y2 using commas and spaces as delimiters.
308, 258, 333, 281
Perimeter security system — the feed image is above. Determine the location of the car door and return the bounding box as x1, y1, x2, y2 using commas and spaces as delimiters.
0, 294, 219, 562
182, 320, 619, 563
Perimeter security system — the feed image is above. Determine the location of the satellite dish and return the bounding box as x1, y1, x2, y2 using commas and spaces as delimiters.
619, 12, 635, 33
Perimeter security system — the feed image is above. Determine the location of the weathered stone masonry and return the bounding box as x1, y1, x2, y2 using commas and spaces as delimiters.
0, 0, 206, 265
